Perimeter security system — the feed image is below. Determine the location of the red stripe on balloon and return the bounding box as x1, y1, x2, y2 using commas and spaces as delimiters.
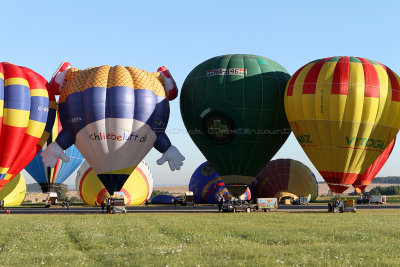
302, 58, 331, 95
135, 166, 149, 205
121, 188, 131, 205
97, 188, 108, 206
319, 171, 358, 194
331, 56, 350, 95
358, 57, 380, 98
286, 65, 306, 96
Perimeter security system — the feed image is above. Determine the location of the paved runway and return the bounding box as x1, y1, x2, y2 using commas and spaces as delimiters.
3, 204, 400, 215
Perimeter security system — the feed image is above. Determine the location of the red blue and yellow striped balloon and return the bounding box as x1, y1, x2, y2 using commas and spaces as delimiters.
285, 57, 400, 193
0, 62, 56, 191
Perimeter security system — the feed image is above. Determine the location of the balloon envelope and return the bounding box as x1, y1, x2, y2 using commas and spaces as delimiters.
285, 56, 400, 193
352, 138, 395, 193
254, 159, 318, 202
56, 65, 171, 194
0, 62, 55, 191
76, 160, 153, 206
25, 110, 84, 192
0, 173, 26, 207
189, 161, 251, 204
181, 54, 291, 196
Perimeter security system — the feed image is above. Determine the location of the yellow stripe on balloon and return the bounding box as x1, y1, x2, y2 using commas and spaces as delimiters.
4, 173, 13, 181
0, 100, 3, 117
0, 167, 10, 174
5, 77, 29, 87
344, 62, 365, 123
3, 108, 30, 127
373, 65, 390, 125
287, 63, 315, 122
26, 120, 46, 138
30, 89, 49, 98
0, 72, 4, 80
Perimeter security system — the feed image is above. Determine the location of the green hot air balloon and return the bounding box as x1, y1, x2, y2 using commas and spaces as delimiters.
181, 54, 291, 196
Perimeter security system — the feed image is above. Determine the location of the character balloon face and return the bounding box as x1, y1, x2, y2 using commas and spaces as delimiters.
49, 65, 179, 194
285, 56, 400, 193
0, 62, 55, 192
181, 54, 291, 196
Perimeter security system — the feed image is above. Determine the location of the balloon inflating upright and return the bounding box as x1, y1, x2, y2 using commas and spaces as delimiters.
285, 56, 400, 193
41, 63, 184, 194
181, 54, 291, 196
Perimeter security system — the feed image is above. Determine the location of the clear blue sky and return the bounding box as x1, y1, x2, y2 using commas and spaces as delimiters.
2, 0, 399, 185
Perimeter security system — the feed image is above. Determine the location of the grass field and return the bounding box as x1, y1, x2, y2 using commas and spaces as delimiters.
1, 211, 400, 266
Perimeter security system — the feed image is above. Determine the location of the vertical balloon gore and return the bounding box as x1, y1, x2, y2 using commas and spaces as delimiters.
181, 54, 291, 197
352, 138, 395, 193
0, 62, 55, 193
285, 56, 400, 194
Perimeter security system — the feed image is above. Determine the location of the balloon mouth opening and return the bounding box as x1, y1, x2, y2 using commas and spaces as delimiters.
224, 184, 248, 197
327, 183, 351, 194
39, 183, 61, 194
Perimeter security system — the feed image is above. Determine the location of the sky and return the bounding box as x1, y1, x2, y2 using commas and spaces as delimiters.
2, 0, 400, 186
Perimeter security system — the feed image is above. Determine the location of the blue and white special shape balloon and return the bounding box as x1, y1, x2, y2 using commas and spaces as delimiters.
189, 162, 251, 204
41, 63, 184, 194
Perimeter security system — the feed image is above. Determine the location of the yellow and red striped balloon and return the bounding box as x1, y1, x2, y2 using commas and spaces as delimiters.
285, 57, 400, 193
76, 160, 153, 206
0, 62, 55, 191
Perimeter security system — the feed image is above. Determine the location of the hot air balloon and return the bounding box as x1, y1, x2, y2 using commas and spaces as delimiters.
41, 63, 184, 195
76, 159, 153, 206
0, 173, 26, 207
189, 161, 251, 204
253, 159, 318, 202
181, 54, 291, 196
285, 56, 400, 193
0, 62, 56, 194
25, 110, 84, 193
352, 138, 395, 193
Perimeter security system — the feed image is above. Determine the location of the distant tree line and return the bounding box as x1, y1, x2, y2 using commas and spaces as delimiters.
372, 177, 400, 184
369, 186, 400, 195
26, 183, 42, 193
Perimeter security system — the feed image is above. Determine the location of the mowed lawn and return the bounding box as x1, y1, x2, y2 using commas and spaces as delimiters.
0, 211, 400, 266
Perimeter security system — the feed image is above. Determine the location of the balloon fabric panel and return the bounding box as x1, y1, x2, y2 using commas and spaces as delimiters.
56, 65, 170, 194
285, 57, 400, 193
0, 62, 55, 191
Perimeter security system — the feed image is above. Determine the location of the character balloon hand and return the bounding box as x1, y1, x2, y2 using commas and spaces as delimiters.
40, 142, 70, 168
49, 62, 72, 95
158, 66, 178, 100
156, 145, 185, 170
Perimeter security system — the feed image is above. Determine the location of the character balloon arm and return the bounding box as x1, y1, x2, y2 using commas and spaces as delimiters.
157, 66, 178, 101
40, 129, 75, 168
155, 133, 185, 171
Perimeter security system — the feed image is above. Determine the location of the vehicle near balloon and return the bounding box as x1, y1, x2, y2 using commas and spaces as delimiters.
0, 173, 26, 207
352, 138, 395, 193
189, 161, 251, 204
181, 54, 291, 197
44, 192, 58, 208
106, 192, 127, 214
0, 62, 56, 194
76, 159, 153, 206
254, 159, 318, 203
221, 198, 253, 213
255, 198, 278, 212
25, 109, 84, 193
285, 56, 400, 194
41, 63, 184, 195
